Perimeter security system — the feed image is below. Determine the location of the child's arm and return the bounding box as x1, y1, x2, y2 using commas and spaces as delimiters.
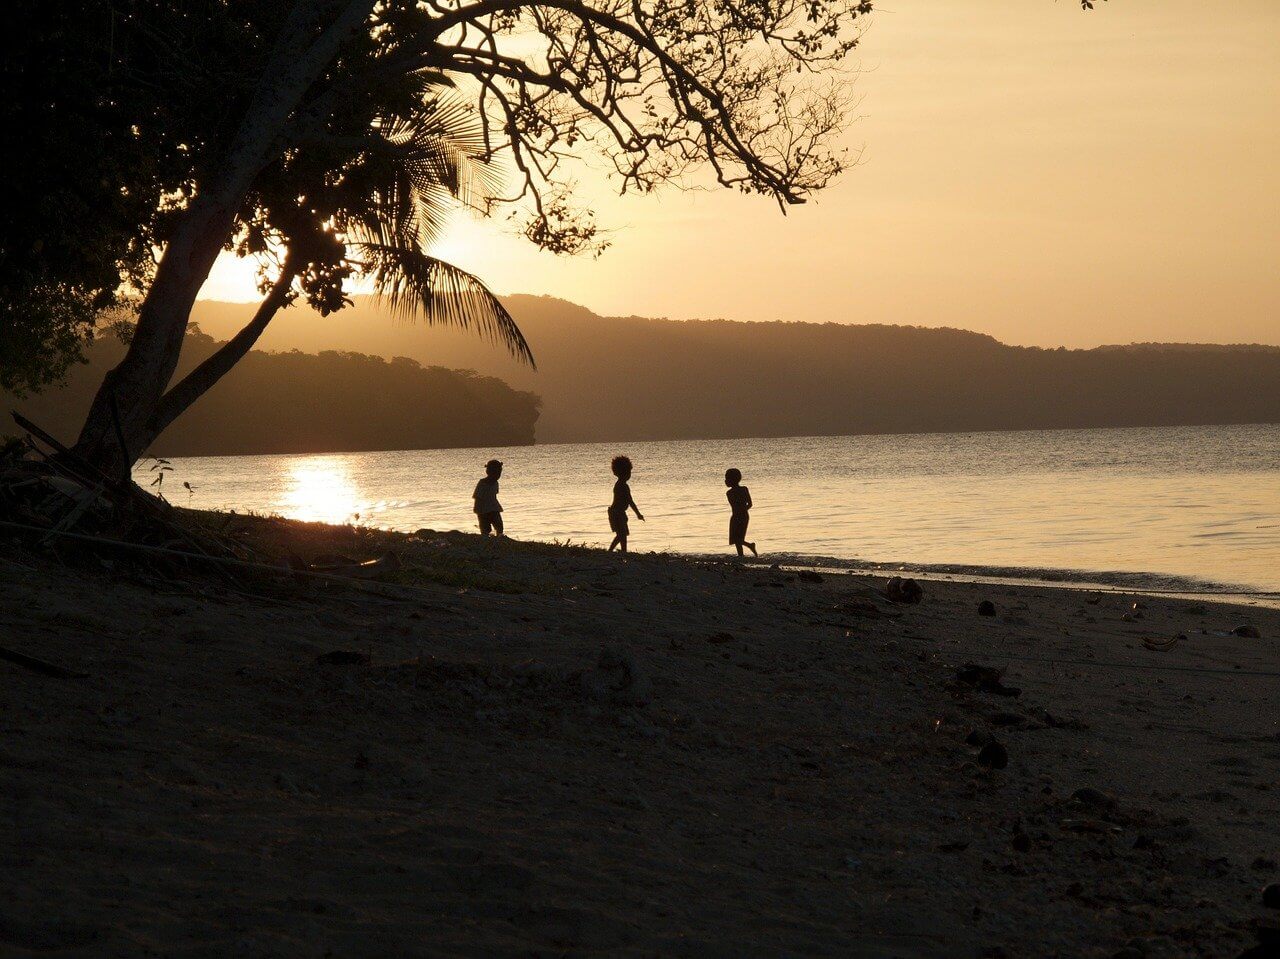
745, 489, 753, 510
629, 491, 644, 521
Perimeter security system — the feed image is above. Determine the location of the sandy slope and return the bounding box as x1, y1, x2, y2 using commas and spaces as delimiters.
1, 520, 1278, 958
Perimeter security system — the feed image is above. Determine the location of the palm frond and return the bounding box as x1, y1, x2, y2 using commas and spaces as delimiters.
353, 240, 534, 368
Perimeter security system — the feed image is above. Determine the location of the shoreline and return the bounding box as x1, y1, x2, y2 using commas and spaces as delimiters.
3, 513, 1278, 956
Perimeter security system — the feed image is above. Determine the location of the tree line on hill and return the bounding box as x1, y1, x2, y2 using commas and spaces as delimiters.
2, 328, 539, 456
191, 294, 1280, 444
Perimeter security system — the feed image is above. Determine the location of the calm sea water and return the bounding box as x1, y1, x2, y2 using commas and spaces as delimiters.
150, 424, 1280, 594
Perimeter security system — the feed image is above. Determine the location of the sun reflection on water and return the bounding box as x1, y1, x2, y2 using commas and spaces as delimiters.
277, 456, 368, 525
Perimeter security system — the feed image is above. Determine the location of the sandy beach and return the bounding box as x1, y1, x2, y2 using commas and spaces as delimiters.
2, 517, 1278, 958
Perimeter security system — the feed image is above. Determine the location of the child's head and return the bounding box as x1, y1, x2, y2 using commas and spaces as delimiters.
725, 468, 742, 487
611, 455, 632, 480
485, 459, 503, 479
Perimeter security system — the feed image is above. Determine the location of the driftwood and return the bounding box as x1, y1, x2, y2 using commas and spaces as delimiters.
0, 645, 88, 679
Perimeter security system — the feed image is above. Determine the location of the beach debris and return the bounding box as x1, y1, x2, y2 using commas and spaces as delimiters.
1264, 883, 1280, 909
580, 646, 651, 706
955, 662, 1022, 698
707, 631, 735, 645
796, 570, 823, 583
1142, 635, 1179, 651
1069, 786, 1117, 811
0, 644, 88, 679
315, 650, 370, 666
884, 576, 923, 604
977, 600, 997, 617
1233, 624, 1263, 639
977, 739, 1009, 770
306, 552, 402, 579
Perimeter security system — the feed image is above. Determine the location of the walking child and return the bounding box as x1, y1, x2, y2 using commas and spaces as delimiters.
607, 455, 644, 553
473, 459, 504, 536
725, 468, 757, 557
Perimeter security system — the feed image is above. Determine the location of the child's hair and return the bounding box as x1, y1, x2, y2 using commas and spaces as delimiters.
611, 455, 632, 477
485, 459, 502, 476
725, 468, 742, 485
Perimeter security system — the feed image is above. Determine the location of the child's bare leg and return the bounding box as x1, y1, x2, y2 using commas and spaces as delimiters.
746, 541, 757, 557
609, 535, 620, 551
619, 536, 628, 554
735, 543, 744, 557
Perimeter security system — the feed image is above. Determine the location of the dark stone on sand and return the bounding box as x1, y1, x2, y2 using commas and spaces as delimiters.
1264, 883, 1280, 909
977, 600, 996, 617
955, 662, 1022, 698
884, 576, 923, 604
797, 570, 823, 583
315, 650, 370, 666
1070, 787, 1117, 810
966, 728, 994, 747
1234, 624, 1263, 638
977, 739, 1008, 770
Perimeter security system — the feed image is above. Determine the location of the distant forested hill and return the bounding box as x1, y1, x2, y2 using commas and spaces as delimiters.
188, 295, 1280, 443
4, 329, 540, 455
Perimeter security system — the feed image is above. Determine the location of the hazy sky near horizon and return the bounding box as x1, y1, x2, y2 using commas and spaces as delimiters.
201, 0, 1280, 348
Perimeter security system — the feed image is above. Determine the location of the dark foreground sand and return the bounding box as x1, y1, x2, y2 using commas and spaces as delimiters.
2, 517, 1278, 958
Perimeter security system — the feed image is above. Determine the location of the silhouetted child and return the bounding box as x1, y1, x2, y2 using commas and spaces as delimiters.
725, 468, 757, 557
473, 459, 504, 536
607, 455, 644, 553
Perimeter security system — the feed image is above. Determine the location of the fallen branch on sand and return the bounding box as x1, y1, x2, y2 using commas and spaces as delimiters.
0, 644, 88, 679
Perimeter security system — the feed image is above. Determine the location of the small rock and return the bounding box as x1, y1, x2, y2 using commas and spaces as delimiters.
1264, 883, 1280, 909
1070, 786, 1116, 810
977, 739, 1008, 770
955, 662, 1022, 698
977, 600, 997, 617
1233, 624, 1262, 639
884, 576, 923, 604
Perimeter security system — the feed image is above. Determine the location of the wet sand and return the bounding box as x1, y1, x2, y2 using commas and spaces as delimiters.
2, 517, 1278, 957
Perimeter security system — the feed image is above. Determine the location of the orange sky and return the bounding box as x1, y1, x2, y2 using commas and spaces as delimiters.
201, 0, 1280, 348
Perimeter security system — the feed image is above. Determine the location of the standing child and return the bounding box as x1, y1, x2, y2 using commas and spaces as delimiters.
724, 468, 757, 557
607, 455, 644, 553
473, 459, 504, 536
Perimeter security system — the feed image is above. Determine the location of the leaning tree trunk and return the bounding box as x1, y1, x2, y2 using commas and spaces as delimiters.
72, 0, 377, 478
127, 260, 298, 457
